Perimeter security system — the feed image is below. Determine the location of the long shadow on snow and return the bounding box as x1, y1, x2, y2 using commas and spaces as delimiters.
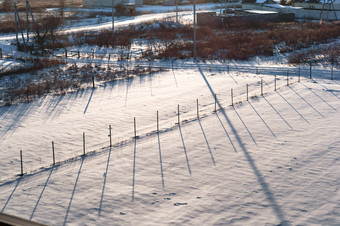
198, 118, 216, 166
30, 167, 54, 220
197, 62, 289, 225
132, 138, 137, 202
98, 146, 112, 217
298, 83, 337, 111
1, 178, 21, 213
178, 125, 192, 175
288, 86, 324, 118
63, 156, 85, 226
262, 96, 292, 129
157, 132, 165, 189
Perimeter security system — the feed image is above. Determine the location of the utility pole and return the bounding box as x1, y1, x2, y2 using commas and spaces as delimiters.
26, 0, 29, 42
193, 0, 197, 60
112, 0, 115, 31
176, 0, 178, 23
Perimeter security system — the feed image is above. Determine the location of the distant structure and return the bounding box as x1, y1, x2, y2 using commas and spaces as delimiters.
83, 0, 143, 7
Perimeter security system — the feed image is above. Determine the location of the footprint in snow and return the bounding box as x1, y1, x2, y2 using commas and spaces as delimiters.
174, 203, 187, 206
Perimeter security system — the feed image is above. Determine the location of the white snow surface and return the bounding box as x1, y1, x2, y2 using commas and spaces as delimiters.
0, 59, 340, 225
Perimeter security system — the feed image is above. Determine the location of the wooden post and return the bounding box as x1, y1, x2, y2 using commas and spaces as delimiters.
214, 94, 217, 112
172, 59, 174, 71
83, 132, 86, 155
298, 68, 301, 82
274, 75, 277, 91
177, 105, 180, 125
0, 48, 2, 58
92, 76, 95, 88
109, 54, 111, 60
256, 67, 258, 75
231, 89, 233, 106
261, 79, 263, 96
78, 50, 80, 58
287, 70, 289, 86
20, 150, 23, 176
227, 65, 229, 74
134, 117, 137, 138
331, 64, 334, 80
52, 141, 55, 166
309, 62, 312, 79
157, 111, 159, 132
92, 50, 95, 59
109, 125, 112, 147
197, 99, 199, 118
246, 84, 249, 101
65, 49, 67, 58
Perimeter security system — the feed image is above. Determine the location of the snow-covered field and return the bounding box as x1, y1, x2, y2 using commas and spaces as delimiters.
1, 3, 340, 225
0, 59, 339, 225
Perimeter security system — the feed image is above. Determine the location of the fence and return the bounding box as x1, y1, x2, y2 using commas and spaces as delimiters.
12, 68, 315, 180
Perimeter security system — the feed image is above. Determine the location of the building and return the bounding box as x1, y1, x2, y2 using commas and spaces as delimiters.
83, 0, 143, 7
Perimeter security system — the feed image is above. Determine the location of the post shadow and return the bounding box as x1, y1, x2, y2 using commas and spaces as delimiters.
1, 178, 22, 213
299, 83, 336, 111
198, 119, 216, 166
262, 96, 292, 129
215, 113, 237, 153
232, 106, 257, 146
178, 125, 192, 175
276, 90, 309, 124
247, 101, 276, 137
30, 167, 54, 220
83, 88, 95, 114
132, 138, 137, 202
313, 79, 340, 100
99, 146, 113, 217
172, 71, 178, 88
288, 86, 324, 118
157, 132, 165, 189
196, 62, 289, 225
63, 156, 85, 226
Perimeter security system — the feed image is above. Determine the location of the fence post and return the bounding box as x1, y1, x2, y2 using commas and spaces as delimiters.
92, 50, 95, 59
134, 117, 137, 138
197, 99, 199, 118
261, 79, 263, 96
0, 48, 2, 58
177, 105, 180, 125
256, 67, 258, 75
214, 94, 217, 112
83, 132, 86, 155
20, 150, 23, 176
287, 71, 289, 86
298, 68, 301, 82
157, 111, 159, 132
52, 141, 55, 166
78, 50, 80, 58
274, 75, 277, 91
92, 76, 95, 88
309, 62, 312, 79
246, 84, 249, 101
172, 59, 174, 71
231, 89, 233, 106
65, 49, 67, 58
109, 125, 112, 147
109, 54, 111, 61
331, 64, 334, 80
227, 65, 229, 74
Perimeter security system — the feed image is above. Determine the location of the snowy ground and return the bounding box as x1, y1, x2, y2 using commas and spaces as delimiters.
0, 59, 339, 225
0, 3, 340, 225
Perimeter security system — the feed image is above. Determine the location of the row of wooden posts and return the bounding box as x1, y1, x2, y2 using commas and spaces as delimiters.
17, 72, 307, 176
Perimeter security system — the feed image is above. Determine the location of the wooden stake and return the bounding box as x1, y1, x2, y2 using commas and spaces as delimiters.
309, 62, 312, 79
83, 132, 86, 155
261, 79, 263, 96
109, 125, 112, 147
157, 111, 159, 132
20, 150, 23, 176
287, 71, 289, 86
214, 94, 217, 112
134, 118, 137, 138
247, 84, 249, 101
92, 76, 95, 88
274, 75, 277, 91
52, 141, 55, 165
331, 64, 334, 80
177, 105, 180, 125
197, 99, 199, 118
231, 89, 233, 106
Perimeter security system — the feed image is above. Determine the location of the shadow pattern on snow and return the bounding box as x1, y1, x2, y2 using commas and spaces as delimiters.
196, 62, 289, 226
